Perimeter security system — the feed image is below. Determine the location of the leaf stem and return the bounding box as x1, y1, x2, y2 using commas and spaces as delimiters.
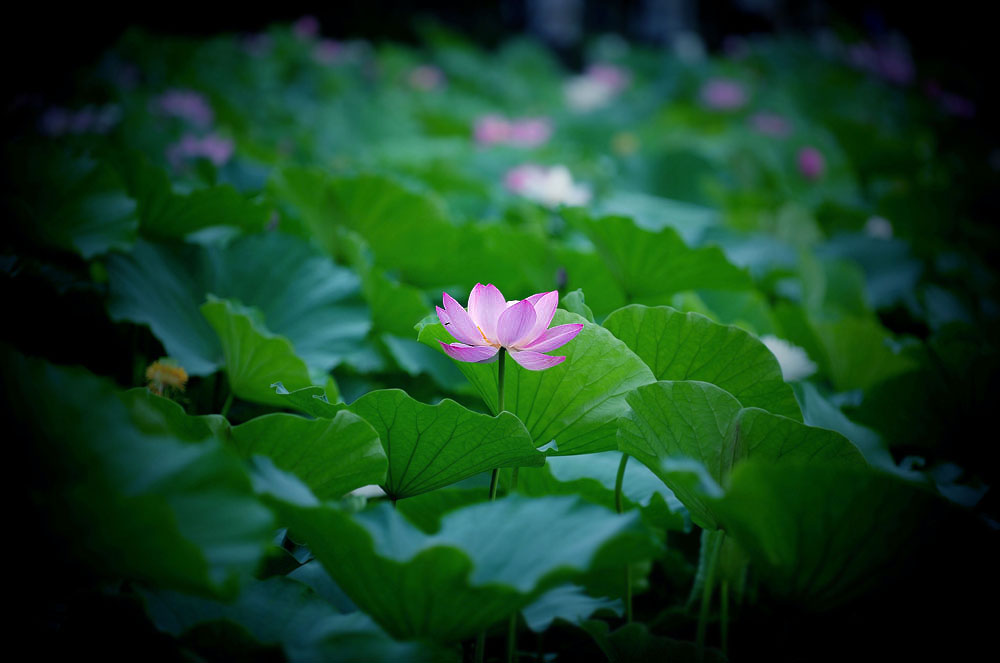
220, 391, 234, 419
506, 613, 517, 663
696, 530, 725, 657
720, 579, 730, 657
614, 453, 632, 622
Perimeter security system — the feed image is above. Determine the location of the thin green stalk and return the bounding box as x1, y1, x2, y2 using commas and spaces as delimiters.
506, 613, 517, 663
477, 349, 508, 663
720, 579, 730, 657
220, 392, 234, 419
696, 531, 725, 657
475, 633, 486, 663
614, 453, 632, 622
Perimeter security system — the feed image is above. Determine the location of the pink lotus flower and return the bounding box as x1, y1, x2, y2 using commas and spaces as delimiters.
749, 112, 792, 138
797, 146, 826, 180
473, 115, 552, 147
408, 65, 446, 91
437, 285, 583, 371
293, 15, 320, 40
153, 89, 214, 128
313, 39, 343, 65
166, 133, 234, 168
699, 78, 747, 110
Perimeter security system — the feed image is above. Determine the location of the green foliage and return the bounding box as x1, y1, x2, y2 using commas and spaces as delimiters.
347, 389, 543, 499
106, 234, 368, 375
4, 350, 272, 597
604, 304, 801, 419
271, 495, 655, 642
619, 380, 865, 528
420, 311, 656, 454
230, 411, 387, 500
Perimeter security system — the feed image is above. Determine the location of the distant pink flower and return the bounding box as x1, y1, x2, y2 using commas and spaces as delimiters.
313, 39, 343, 65
700, 78, 747, 110
474, 114, 511, 145
437, 284, 583, 370
167, 133, 234, 168
749, 112, 792, 138
797, 146, 825, 180
154, 89, 214, 128
474, 115, 552, 147
408, 65, 446, 91
293, 15, 320, 40
586, 63, 630, 93
508, 117, 552, 147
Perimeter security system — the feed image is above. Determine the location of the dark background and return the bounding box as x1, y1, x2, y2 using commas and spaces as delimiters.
4, 1, 994, 105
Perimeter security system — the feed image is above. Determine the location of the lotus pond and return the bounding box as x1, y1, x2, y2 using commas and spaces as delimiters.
4, 14, 998, 663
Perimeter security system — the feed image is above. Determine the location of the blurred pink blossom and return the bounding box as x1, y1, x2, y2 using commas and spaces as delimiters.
508, 117, 553, 147
153, 89, 214, 128
408, 65, 446, 91
700, 78, 747, 110
293, 15, 320, 40
749, 112, 792, 138
797, 146, 826, 180
474, 115, 552, 147
564, 63, 631, 112
313, 39, 343, 65
167, 133, 234, 168
586, 63, 630, 92
847, 41, 914, 85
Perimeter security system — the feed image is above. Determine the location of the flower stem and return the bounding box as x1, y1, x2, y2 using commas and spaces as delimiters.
615, 453, 632, 623
477, 349, 508, 663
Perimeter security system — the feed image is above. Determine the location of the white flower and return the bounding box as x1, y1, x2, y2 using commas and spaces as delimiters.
504, 164, 591, 208
349, 484, 386, 499
761, 335, 818, 381
864, 216, 894, 239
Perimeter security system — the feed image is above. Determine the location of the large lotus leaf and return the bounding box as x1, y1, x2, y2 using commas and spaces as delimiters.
792, 382, 897, 471
106, 234, 368, 376
604, 305, 801, 420
230, 411, 386, 500
703, 461, 952, 608
274, 169, 555, 293
565, 214, 752, 310
381, 334, 469, 393
119, 387, 229, 442
271, 495, 654, 642
813, 316, 917, 392
618, 381, 865, 529
270, 383, 346, 419
516, 451, 686, 531
3, 350, 272, 597
115, 150, 270, 239
6, 147, 138, 258
419, 311, 656, 455
141, 577, 452, 662
522, 584, 622, 633
347, 389, 543, 499
201, 296, 315, 407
